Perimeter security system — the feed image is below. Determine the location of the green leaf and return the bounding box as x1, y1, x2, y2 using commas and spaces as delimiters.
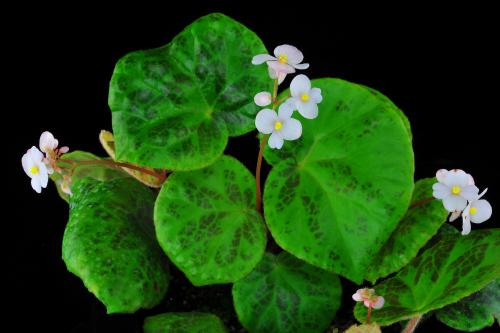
361, 85, 412, 140
354, 229, 500, 325
50, 150, 128, 202
109, 13, 270, 170
436, 279, 500, 332
63, 177, 169, 314
232, 252, 342, 333
143, 312, 227, 333
366, 178, 448, 282
263, 78, 414, 283
154, 155, 266, 286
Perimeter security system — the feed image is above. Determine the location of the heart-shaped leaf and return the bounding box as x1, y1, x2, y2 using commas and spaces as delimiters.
109, 13, 270, 170
366, 178, 448, 282
436, 279, 500, 332
154, 155, 266, 286
232, 252, 342, 333
63, 177, 169, 313
263, 78, 414, 283
354, 229, 500, 325
143, 312, 227, 333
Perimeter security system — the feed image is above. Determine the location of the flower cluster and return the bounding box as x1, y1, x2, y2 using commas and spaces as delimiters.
432, 169, 492, 235
22, 131, 70, 194
352, 288, 385, 310
252, 44, 322, 149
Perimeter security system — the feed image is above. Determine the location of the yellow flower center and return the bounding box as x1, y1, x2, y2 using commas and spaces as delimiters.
470, 207, 477, 215
30, 166, 39, 175
451, 186, 461, 195
278, 53, 288, 63
301, 93, 310, 102
274, 121, 283, 131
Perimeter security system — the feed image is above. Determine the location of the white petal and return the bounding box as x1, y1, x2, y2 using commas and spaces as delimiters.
267, 60, 295, 74
293, 63, 309, 70
255, 109, 278, 134
39, 131, 58, 153
268, 132, 284, 149
278, 99, 296, 119
22, 151, 34, 177
461, 217, 472, 235
460, 185, 479, 201
254, 92, 272, 107
477, 188, 488, 200
273, 44, 304, 65
59, 146, 69, 154
31, 177, 42, 193
449, 210, 461, 222
28, 146, 44, 162
277, 72, 287, 85
267, 65, 290, 84
280, 118, 302, 141
470, 200, 492, 224
443, 195, 468, 212
467, 173, 475, 185
310, 88, 322, 103
290, 74, 311, 97
297, 101, 318, 119
268, 66, 277, 79
432, 183, 451, 199
436, 169, 448, 182
352, 292, 363, 301
38, 163, 49, 188
373, 296, 385, 309
252, 54, 276, 65
444, 169, 469, 187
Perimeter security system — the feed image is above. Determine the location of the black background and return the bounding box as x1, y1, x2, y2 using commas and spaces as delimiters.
6, 2, 498, 332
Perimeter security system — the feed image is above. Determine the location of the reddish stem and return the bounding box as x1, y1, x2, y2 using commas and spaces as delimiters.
63, 159, 166, 182
409, 197, 435, 209
255, 134, 268, 213
366, 306, 372, 324
402, 315, 422, 333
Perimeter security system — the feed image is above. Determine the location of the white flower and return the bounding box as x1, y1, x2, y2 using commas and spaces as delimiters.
254, 91, 272, 107
22, 146, 49, 193
352, 288, 385, 309
252, 44, 309, 84
38, 131, 68, 173
432, 169, 479, 212
288, 74, 322, 119
39, 131, 59, 154
255, 101, 302, 149
461, 188, 492, 235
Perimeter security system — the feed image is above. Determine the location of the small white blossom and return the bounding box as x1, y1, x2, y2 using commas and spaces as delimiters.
254, 91, 272, 107
38, 131, 68, 173
352, 288, 385, 309
255, 101, 302, 149
461, 189, 492, 235
288, 74, 322, 119
22, 146, 49, 193
432, 169, 479, 212
252, 44, 309, 84
39, 131, 59, 154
